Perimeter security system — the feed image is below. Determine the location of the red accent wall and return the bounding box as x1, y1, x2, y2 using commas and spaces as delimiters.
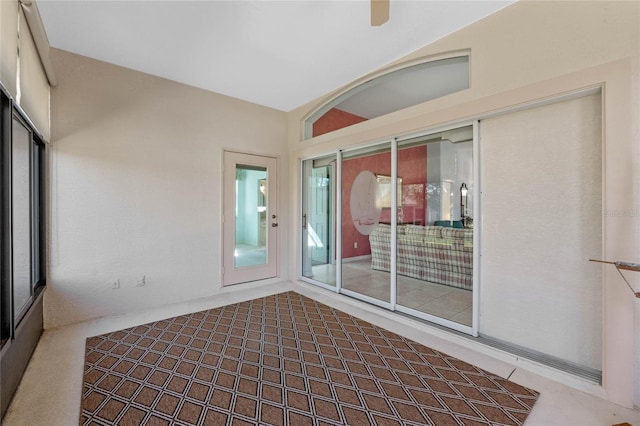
313, 108, 368, 137
342, 146, 427, 258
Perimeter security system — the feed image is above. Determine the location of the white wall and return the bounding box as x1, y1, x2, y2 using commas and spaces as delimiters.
46, 49, 288, 328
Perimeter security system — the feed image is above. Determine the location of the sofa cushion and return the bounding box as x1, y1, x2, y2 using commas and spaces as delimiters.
424, 226, 442, 239
404, 224, 423, 236
441, 227, 471, 241
403, 224, 442, 239
369, 222, 473, 290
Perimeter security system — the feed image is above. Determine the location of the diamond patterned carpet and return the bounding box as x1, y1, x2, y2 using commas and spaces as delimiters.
80, 291, 539, 425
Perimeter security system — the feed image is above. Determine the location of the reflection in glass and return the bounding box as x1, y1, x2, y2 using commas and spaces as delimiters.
396, 126, 473, 326
12, 118, 32, 319
301, 156, 336, 286
234, 164, 267, 268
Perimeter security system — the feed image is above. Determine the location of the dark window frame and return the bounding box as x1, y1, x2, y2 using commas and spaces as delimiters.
0, 85, 46, 348
1, 88, 12, 346
11, 112, 35, 324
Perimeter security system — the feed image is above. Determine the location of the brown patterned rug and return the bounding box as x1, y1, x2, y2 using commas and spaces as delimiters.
80, 291, 539, 425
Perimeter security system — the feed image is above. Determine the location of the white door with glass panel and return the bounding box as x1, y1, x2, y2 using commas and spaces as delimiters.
223, 152, 278, 285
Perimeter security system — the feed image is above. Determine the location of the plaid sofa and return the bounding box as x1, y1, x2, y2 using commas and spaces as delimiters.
369, 223, 473, 290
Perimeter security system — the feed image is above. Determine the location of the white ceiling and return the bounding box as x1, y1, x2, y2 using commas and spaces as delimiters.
37, 0, 515, 112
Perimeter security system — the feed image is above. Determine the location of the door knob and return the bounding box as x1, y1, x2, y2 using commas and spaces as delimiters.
272, 223, 279, 227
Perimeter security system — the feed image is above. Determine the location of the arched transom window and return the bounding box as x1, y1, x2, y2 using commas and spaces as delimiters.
304, 55, 470, 139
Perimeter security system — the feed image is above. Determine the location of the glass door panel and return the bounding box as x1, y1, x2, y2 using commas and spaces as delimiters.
301, 156, 336, 286
234, 165, 268, 268
396, 126, 474, 327
341, 142, 391, 304
12, 116, 33, 320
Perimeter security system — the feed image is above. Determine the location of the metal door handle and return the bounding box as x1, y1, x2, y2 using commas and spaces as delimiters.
272, 223, 278, 227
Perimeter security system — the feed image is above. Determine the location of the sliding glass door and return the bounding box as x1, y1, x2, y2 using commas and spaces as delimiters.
1, 95, 46, 344
301, 155, 336, 287
300, 125, 475, 332
395, 127, 474, 329
340, 142, 392, 306
301, 94, 605, 378
10, 113, 45, 324
11, 116, 33, 321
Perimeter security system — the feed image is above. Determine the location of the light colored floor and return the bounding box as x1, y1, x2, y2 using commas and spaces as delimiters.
235, 243, 267, 268
307, 259, 472, 326
3, 280, 640, 426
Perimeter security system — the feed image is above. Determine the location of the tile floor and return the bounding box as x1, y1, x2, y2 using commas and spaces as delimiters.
234, 244, 267, 268
3, 280, 639, 426
307, 259, 472, 326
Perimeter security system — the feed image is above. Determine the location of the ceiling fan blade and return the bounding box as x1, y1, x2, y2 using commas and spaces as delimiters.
371, 0, 389, 26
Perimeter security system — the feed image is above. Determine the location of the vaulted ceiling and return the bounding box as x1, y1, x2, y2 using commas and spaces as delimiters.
37, 1, 515, 111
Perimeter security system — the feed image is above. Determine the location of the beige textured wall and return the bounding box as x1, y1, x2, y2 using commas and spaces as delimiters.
481, 94, 603, 370
18, 7, 51, 141
0, 0, 19, 98
47, 49, 288, 328
287, 0, 639, 409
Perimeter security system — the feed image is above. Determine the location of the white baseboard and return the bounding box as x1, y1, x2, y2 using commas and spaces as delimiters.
342, 254, 372, 263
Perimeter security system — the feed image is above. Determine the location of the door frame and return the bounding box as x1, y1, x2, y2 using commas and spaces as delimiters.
222, 151, 278, 286
299, 122, 478, 336
300, 155, 338, 291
